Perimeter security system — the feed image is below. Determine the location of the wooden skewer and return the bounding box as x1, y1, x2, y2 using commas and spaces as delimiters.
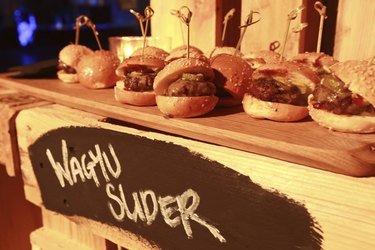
314, 1, 327, 53
171, 6, 192, 59
222, 8, 236, 45
235, 10, 261, 56
130, 9, 145, 37
280, 5, 305, 61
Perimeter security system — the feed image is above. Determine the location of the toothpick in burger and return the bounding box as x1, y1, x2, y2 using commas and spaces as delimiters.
308, 60, 375, 133
243, 61, 319, 121
153, 57, 218, 118
57, 44, 93, 83
76, 50, 120, 89
115, 54, 166, 106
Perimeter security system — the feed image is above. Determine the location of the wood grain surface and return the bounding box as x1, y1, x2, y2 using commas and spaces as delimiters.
15, 104, 375, 250
1, 74, 374, 177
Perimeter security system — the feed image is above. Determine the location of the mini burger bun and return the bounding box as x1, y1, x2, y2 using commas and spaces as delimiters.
57, 44, 93, 83
308, 95, 375, 133
154, 57, 215, 95
210, 53, 253, 106
156, 95, 218, 118
243, 50, 283, 69
291, 52, 337, 72
307, 60, 375, 133
115, 55, 166, 77
153, 57, 217, 118
330, 60, 375, 106
114, 86, 156, 106
131, 46, 169, 60
209, 46, 244, 58
77, 50, 120, 89
243, 93, 309, 122
252, 61, 319, 92
165, 45, 207, 63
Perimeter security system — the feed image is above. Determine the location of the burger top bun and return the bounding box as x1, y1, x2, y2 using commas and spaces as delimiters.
243, 50, 283, 69
131, 46, 169, 60
209, 46, 244, 58
252, 61, 320, 92
153, 57, 215, 95
165, 45, 207, 63
330, 60, 375, 106
291, 52, 337, 72
77, 50, 120, 89
59, 44, 93, 67
115, 55, 166, 77
210, 53, 253, 101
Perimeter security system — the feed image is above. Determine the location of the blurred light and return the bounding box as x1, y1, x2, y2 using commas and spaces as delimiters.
14, 8, 37, 47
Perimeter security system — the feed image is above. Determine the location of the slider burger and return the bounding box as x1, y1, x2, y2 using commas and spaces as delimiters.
243, 61, 319, 121
210, 53, 253, 106
291, 52, 338, 77
114, 55, 166, 106
153, 57, 218, 118
57, 44, 93, 83
308, 60, 375, 133
76, 50, 120, 89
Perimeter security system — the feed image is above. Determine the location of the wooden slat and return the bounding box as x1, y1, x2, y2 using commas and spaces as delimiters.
1, 74, 374, 177
15, 104, 375, 249
0, 87, 50, 176
150, 0, 216, 53
334, 0, 375, 61
240, 0, 304, 57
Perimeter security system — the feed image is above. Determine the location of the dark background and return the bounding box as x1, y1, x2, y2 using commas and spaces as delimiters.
0, 0, 149, 72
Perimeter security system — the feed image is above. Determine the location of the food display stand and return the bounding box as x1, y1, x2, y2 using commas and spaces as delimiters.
0, 0, 374, 249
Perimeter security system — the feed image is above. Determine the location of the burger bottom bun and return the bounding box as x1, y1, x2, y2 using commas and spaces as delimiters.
308, 98, 375, 133
156, 95, 218, 118
114, 86, 156, 106
242, 93, 309, 122
57, 70, 78, 83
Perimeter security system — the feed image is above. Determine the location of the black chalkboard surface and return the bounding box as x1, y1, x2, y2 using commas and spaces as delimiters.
29, 127, 323, 249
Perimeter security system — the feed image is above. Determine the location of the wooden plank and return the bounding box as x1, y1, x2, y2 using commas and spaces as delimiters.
1, 74, 374, 177
150, 0, 216, 53
15, 104, 375, 249
334, 0, 375, 61
241, 0, 304, 57
0, 88, 50, 176
2, 74, 375, 177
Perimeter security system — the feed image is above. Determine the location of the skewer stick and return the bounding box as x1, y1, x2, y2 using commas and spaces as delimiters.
314, 1, 327, 53
75, 15, 102, 50
235, 10, 261, 56
142, 6, 154, 57
269, 41, 281, 52
222, 8, 236, 44
280, 5, 305, 61
130, 9, 145, 37
171, 6, 192, 59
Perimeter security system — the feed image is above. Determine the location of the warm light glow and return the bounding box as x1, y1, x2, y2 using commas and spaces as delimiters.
109, 36, 172, 62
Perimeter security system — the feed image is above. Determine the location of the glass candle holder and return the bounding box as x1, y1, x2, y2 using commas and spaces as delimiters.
108, 36, 172, 62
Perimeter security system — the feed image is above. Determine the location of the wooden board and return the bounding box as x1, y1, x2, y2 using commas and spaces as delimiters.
15, 104, 375, 250
1, 73, 374, 177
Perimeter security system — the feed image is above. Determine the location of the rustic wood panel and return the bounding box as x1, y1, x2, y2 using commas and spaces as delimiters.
15, 104, 375, 250
1, 75, 374, 177
241, 0, 304, 57
150, 0, 216, 54
334, 0, 375, 61
0, 88, 50, 176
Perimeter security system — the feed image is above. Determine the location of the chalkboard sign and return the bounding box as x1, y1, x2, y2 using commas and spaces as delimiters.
29, 127, 323, 249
